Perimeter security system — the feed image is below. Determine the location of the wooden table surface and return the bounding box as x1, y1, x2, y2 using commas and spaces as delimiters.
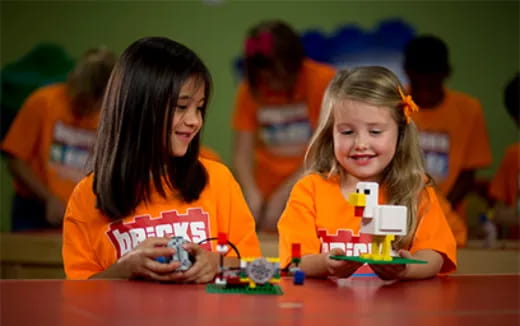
1, 275, 518, 325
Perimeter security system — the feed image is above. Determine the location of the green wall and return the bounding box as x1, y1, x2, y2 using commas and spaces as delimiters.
1, 1, 518, 231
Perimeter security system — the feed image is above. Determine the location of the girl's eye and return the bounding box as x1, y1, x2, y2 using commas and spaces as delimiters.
340, 130, 353, 135
197, 106, 204, 111
370, 130, 382, 135
176, 105, 188, 110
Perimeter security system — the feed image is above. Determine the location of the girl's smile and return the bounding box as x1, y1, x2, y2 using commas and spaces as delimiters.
349, 153, 377, 166
333, 98, 399, 183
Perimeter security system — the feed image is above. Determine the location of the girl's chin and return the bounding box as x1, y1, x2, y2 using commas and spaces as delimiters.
171, 148, 189, 157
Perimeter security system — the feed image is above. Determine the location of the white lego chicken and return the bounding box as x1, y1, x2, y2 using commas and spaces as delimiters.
348, 182, 407, 261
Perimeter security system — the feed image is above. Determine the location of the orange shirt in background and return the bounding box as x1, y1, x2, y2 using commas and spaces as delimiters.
277, 174, 457, 274
232, 59, 335, 198
489, 142, 519, 207
410, 89, 492, 194
1, 83, 99, 204
410, 89, 492, 246
62, 158, 261, 280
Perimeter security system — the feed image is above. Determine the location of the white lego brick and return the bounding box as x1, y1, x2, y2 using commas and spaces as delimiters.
376, 205, 407, 235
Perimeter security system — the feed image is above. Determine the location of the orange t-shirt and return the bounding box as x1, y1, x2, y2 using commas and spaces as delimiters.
489, 142, 519, 207
277, 174, 457, 274
410, 89, 492, 194
232, 59, 335, 198
199, 146, 221, 162
410, 89, 492, 247
436, 191, 467, 247
1, 83, 99, 204
62, 158, 261, 280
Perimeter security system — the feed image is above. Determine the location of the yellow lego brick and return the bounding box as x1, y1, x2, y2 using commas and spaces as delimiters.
348, 193, 366, 206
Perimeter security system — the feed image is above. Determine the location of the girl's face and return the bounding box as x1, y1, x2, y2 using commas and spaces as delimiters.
333, 99, 399, 184
171, 77, 205, 157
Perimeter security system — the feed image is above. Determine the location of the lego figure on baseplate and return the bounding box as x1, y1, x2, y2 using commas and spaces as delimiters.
331, 182, 427, 265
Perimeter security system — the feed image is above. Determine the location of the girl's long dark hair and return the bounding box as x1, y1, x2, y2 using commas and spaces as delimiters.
92, 37, 212, 220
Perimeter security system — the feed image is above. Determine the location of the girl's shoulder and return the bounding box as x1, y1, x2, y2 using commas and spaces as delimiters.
66, 174, 98, 220
73, 173, 95, 195
199, 157, 233, 180
296, 172, 339, 189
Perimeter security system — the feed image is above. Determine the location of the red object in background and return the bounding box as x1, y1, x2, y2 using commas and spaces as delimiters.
291, 243, 301, 259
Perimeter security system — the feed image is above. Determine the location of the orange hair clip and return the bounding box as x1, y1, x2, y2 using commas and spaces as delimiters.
398, 86, 419, 124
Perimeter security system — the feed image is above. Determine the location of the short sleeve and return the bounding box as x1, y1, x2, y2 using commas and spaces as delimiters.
277, 176, 321, 268
62, 178, 103, 280
216, 163, 261, 258
411, 187, 457, 274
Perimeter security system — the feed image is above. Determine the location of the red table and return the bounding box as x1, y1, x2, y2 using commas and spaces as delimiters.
1, 275, 519, 325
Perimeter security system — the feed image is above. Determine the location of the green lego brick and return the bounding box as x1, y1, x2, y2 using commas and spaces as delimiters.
330, 255, 427, 264
206, 283, 284, 295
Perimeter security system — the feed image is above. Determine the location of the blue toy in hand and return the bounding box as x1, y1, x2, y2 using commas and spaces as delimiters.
156, 236, 195, 271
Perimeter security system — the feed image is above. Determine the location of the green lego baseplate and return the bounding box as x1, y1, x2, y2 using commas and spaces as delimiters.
206, 283, 284, 295
330, 255, 427, 264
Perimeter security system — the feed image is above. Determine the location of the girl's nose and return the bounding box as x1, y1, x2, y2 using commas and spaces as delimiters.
184, 107, 201, 126
354, 135, 368, 149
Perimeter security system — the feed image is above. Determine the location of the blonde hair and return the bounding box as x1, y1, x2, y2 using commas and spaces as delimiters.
67, 47, 116, 112
305, 66, 429, 248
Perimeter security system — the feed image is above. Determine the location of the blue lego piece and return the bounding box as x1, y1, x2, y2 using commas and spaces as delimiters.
293, 270, 305, 285
155, 255, 168, 264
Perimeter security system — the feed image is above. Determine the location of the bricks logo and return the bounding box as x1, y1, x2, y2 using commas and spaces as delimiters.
106, 208, 211, 258
318, 229, 372, 256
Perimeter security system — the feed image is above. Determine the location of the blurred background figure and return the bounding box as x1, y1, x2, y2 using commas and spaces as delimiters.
1, 43, 75, 141
1, 47, 116, 231
404, 35, 493, 247
231, 20, 335, 231
487, 73, 519, 242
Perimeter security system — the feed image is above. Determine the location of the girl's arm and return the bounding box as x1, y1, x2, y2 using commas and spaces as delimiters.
7, 156, 65, 225
402, 249, 443, 279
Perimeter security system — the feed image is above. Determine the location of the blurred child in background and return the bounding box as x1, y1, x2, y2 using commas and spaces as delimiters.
278, 67, 456, 280
488, 73, 519, 240
62, 37, 260, 281
232, 20, 335, 231
404, 35, 493, 247
1, 48, 116, 231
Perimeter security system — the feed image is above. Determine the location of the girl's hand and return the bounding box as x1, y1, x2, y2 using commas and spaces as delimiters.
114, 237, 182, 281
325, 248, 363, 278
369, 249, 411, 280
177, 242, 220, 283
